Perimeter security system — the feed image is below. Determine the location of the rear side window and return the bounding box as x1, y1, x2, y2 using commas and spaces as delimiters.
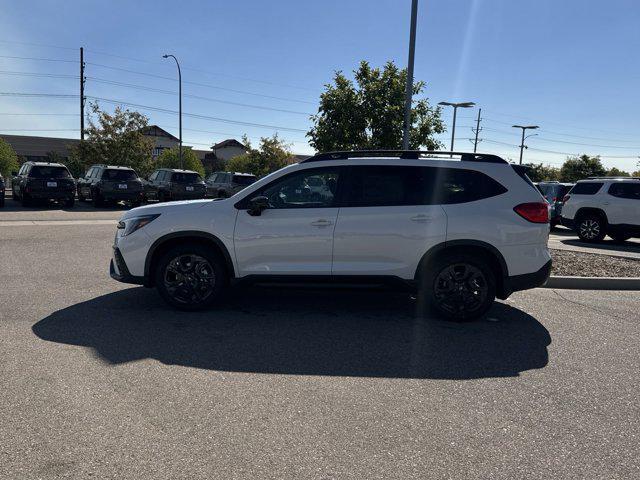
233, 175, 256, 185
608, 183, 640, 200
570, 182, 603, 195
433, 168, 507, 204
102, 169, 138, 181
28, 166, 70, 179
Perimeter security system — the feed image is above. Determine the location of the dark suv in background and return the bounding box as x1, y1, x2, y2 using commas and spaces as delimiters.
77, 165, 144, 207
144, 168, 207, 202
205, 171, 257, 198
12, 162, 75, 207
0, 174, 5, 207
536, 181, 574, 228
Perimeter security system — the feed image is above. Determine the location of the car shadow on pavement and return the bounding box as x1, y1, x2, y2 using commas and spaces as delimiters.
32, 287, 550, 380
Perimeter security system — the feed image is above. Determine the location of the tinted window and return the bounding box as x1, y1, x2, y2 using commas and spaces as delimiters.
570, 182, 603, 195
102, 169, 138, 181
344, 166, 507, 207
608, 183, 640, 200
258, 168, 340, 209
171, 172, 202, 183
233, 175, 256, 186
157, 171, 167, 182
28, 166, 70, 179
148, 171, 158, 181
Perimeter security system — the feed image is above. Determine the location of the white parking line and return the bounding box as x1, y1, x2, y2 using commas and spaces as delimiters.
0, 219, 117, 226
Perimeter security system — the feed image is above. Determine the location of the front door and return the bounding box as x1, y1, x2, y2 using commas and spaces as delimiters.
234, 167, 342, 276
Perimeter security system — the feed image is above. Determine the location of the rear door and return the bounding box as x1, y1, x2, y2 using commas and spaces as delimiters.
606, 182, 640, 226
331, 165, 447, 279
234, 166, 342, 276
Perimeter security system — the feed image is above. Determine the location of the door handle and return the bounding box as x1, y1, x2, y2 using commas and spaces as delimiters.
410, 214, 433, 222
311, 219, 333, 227
602, 202, 610, 205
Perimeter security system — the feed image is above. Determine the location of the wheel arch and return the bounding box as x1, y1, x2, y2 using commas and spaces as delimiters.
415, 240, 509, 299
575, 207, 608, 225
144, 231, 235, 287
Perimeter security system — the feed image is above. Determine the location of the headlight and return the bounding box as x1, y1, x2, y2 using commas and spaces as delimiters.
117, 214, 160, 236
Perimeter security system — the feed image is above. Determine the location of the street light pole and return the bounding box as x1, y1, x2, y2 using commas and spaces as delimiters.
512, 124, 539, 164
438, 101, 475, 156
163, 54, 182, 169
402, 0, 419, 150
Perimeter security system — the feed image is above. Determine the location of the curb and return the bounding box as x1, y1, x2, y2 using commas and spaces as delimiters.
543, 276, 640, 290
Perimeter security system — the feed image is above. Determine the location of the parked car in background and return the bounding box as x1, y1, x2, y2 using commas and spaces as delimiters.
144, 168, 207, 202
11, 162, 75, 207
0, 173, 5, 207
205, 171, 257, 198
110, 150, 551, 321
77, 165, 144, 207
561, 177, 640, 242
536, 181, 574, 228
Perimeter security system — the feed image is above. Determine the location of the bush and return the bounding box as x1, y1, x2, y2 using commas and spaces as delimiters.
0, 138, 20, 178
157, 147, 204, 176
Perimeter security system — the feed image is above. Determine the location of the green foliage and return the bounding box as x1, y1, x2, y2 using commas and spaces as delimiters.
523, 163, 561, 182
226, 134, 292, 177
0, 138, 20, 178
70, 102, 154, 177
559, 155, 606, 182
605, 167, 630, 177
156, 146, 205, 176
307, 60, 445, 151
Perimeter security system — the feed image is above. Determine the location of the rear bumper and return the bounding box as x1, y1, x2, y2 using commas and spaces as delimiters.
102, 190, 144, 202
110, 247, 145, 285
28, 190, 74, 199
501, 259, 552, 298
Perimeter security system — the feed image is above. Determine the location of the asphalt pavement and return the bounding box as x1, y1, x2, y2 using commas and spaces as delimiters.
1, 204, 639, 479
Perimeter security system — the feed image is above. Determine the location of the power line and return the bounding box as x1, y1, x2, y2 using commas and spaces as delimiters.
0, 54, 77, 63
0, 112, 78, 116
0, 92, 77, 98
0, 70, 78, 79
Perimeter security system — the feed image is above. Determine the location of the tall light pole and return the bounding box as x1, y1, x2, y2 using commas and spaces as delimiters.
402, 0, 419, 150
438, 101, 475, 155
512, 125, 539, 164
163, 54, 183, 170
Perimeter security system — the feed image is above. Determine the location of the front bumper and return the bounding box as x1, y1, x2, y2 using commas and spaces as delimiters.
501, 259, 552, 299
110, 247, 145, 285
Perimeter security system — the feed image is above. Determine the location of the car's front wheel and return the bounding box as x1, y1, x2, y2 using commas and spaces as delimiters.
421, 253, 496, 321
155, 244, 228, 311
577, 214, 606, 242
609, 232, 631, 243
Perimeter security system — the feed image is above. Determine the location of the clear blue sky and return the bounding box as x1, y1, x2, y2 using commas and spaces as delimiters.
1, 0, 639, 171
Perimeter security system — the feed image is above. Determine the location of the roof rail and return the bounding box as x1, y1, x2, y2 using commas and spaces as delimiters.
301, 150, 508, 164
586, 176, 640, 180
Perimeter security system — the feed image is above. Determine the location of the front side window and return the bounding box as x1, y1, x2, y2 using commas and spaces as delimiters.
608, 182, 640, 200
28, 166, 71, 179
258, 168, 340, 209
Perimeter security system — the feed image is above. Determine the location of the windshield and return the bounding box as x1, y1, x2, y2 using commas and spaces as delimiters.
233, 175, 256, 185
29, 166, 71, 179
102, 169, 138, 181
172, 172, 202, 183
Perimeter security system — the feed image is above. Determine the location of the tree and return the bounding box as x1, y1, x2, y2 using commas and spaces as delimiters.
307, 61, 445, 151
157, 147, 205, 176
523, 163, 561, 182
226, 134, 292, 177
0, 138, 20, 178
559, 155, 606, 182
70, 102, 154, 177
605, 167, 630, 177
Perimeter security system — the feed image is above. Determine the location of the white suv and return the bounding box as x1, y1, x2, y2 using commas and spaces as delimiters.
561, 177, 640, 242
110, 151, 551, 320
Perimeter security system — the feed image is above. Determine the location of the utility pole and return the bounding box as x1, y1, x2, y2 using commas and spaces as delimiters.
402, 0, 418, 150
472, 108, 482, 152
438, 101, 475, 156
80, 47, 85, 140
512, 124, 539, 164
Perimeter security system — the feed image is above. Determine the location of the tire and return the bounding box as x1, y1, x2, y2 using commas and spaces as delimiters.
420, 252, 496, 322
576, 214, 606, 242
0, 192, 4, 208
609, 232, 631, 243
64, 196, 75, 208
21, 190, 32, 207
77, 190, 85, 202
218, 190, 228, 199
158, 191, 167, 203
154, 243, 228, 311
92, 190, 103, 208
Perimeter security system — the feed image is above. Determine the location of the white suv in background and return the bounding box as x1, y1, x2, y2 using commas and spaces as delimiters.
561, 177, 640, 242
110, 151, 551, 321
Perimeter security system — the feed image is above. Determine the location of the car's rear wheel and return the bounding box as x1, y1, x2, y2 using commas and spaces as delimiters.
421, 253, 496, 321
155, 244, 228, 311
577, 214, 606, 242
92, 190, 103, 207
21, 190, 32, 207
0, 192, 4, 208
63, 196, 75, 208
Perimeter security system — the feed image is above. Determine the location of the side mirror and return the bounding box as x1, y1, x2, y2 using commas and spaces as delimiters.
11, 171, 18, 177
247, 195, 269, 216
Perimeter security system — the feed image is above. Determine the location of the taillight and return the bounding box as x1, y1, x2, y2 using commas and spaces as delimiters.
514, 202, 549, 224
562, 195, 570, 203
